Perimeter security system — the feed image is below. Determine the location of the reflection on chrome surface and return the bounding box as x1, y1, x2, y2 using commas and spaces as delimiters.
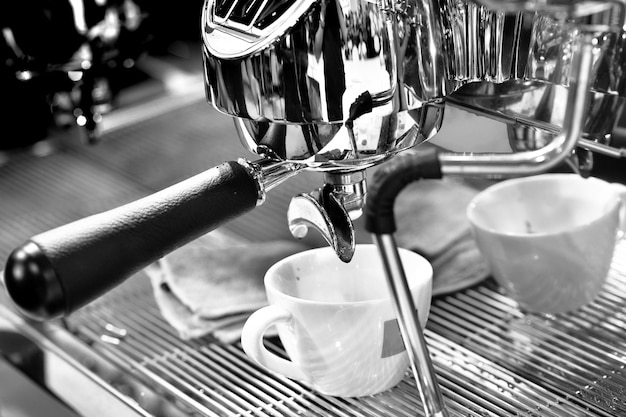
202, 0, 626, 170
202, 0, 395, 124
200, 0, 626, 270
450, 80, 625, 141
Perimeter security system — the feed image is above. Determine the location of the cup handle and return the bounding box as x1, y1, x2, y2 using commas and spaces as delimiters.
611, 183, 626, 239
241, 305, 309, 382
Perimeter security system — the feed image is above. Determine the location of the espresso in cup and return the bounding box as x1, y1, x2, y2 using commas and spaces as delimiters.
467, 174, 626, 314
241, 244, 433, 397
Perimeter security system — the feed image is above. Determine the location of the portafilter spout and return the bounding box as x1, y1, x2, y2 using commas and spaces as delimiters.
288, 170, 366, 263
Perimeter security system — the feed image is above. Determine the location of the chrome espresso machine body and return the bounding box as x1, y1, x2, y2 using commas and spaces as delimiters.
3, 0, 626, 416
201, 0, 626, 259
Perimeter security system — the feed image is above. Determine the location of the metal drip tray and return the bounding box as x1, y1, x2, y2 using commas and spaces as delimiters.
4, 241, 620, 417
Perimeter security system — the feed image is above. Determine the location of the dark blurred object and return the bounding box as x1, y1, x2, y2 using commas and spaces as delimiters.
587, 107, 626, 184
0, 331, 44, 386
0, 0, 153, 148
146, 0, 204, 53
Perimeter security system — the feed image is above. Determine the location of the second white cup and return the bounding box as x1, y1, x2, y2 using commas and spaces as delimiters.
467, 173, 626, 314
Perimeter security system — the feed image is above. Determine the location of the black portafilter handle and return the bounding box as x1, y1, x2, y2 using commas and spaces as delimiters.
3, 160, 260, 321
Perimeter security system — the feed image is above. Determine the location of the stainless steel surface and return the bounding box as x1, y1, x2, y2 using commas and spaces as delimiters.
472, 0, 619, 18
3, 239, 626, 416
0, 301, 155, 417
203, 0, 442, 168
0, 354, 80, 417
438, 30, 595, 178
200, 0, 626, 265
203, 0, 396, 124
201, 0, 626, 179
202, 1, 626, 121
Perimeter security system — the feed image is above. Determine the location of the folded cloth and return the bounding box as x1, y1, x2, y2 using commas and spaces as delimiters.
148, 268, 251, 341
145, 236, 308, 343
391, 177, 491, 295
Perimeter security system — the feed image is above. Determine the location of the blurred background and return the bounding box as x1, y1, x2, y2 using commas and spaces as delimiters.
1, 0, 205, 149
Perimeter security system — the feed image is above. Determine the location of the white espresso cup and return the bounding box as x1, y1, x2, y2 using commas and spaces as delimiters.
467, 174, 626, 314
240, 244, 433, 397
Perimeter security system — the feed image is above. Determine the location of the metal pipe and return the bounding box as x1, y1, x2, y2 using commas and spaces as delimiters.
578, 138, 626, 159
438, 31, 595, 178
372, 233, 448, 417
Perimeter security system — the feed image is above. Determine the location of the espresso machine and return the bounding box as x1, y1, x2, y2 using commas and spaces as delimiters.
3, 1, 626, 416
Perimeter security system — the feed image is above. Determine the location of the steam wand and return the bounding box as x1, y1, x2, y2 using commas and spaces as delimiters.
362, 29, 595, 417
366, 147, 447, 417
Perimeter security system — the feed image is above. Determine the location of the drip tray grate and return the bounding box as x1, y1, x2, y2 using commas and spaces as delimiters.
64, 242, 626, 417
